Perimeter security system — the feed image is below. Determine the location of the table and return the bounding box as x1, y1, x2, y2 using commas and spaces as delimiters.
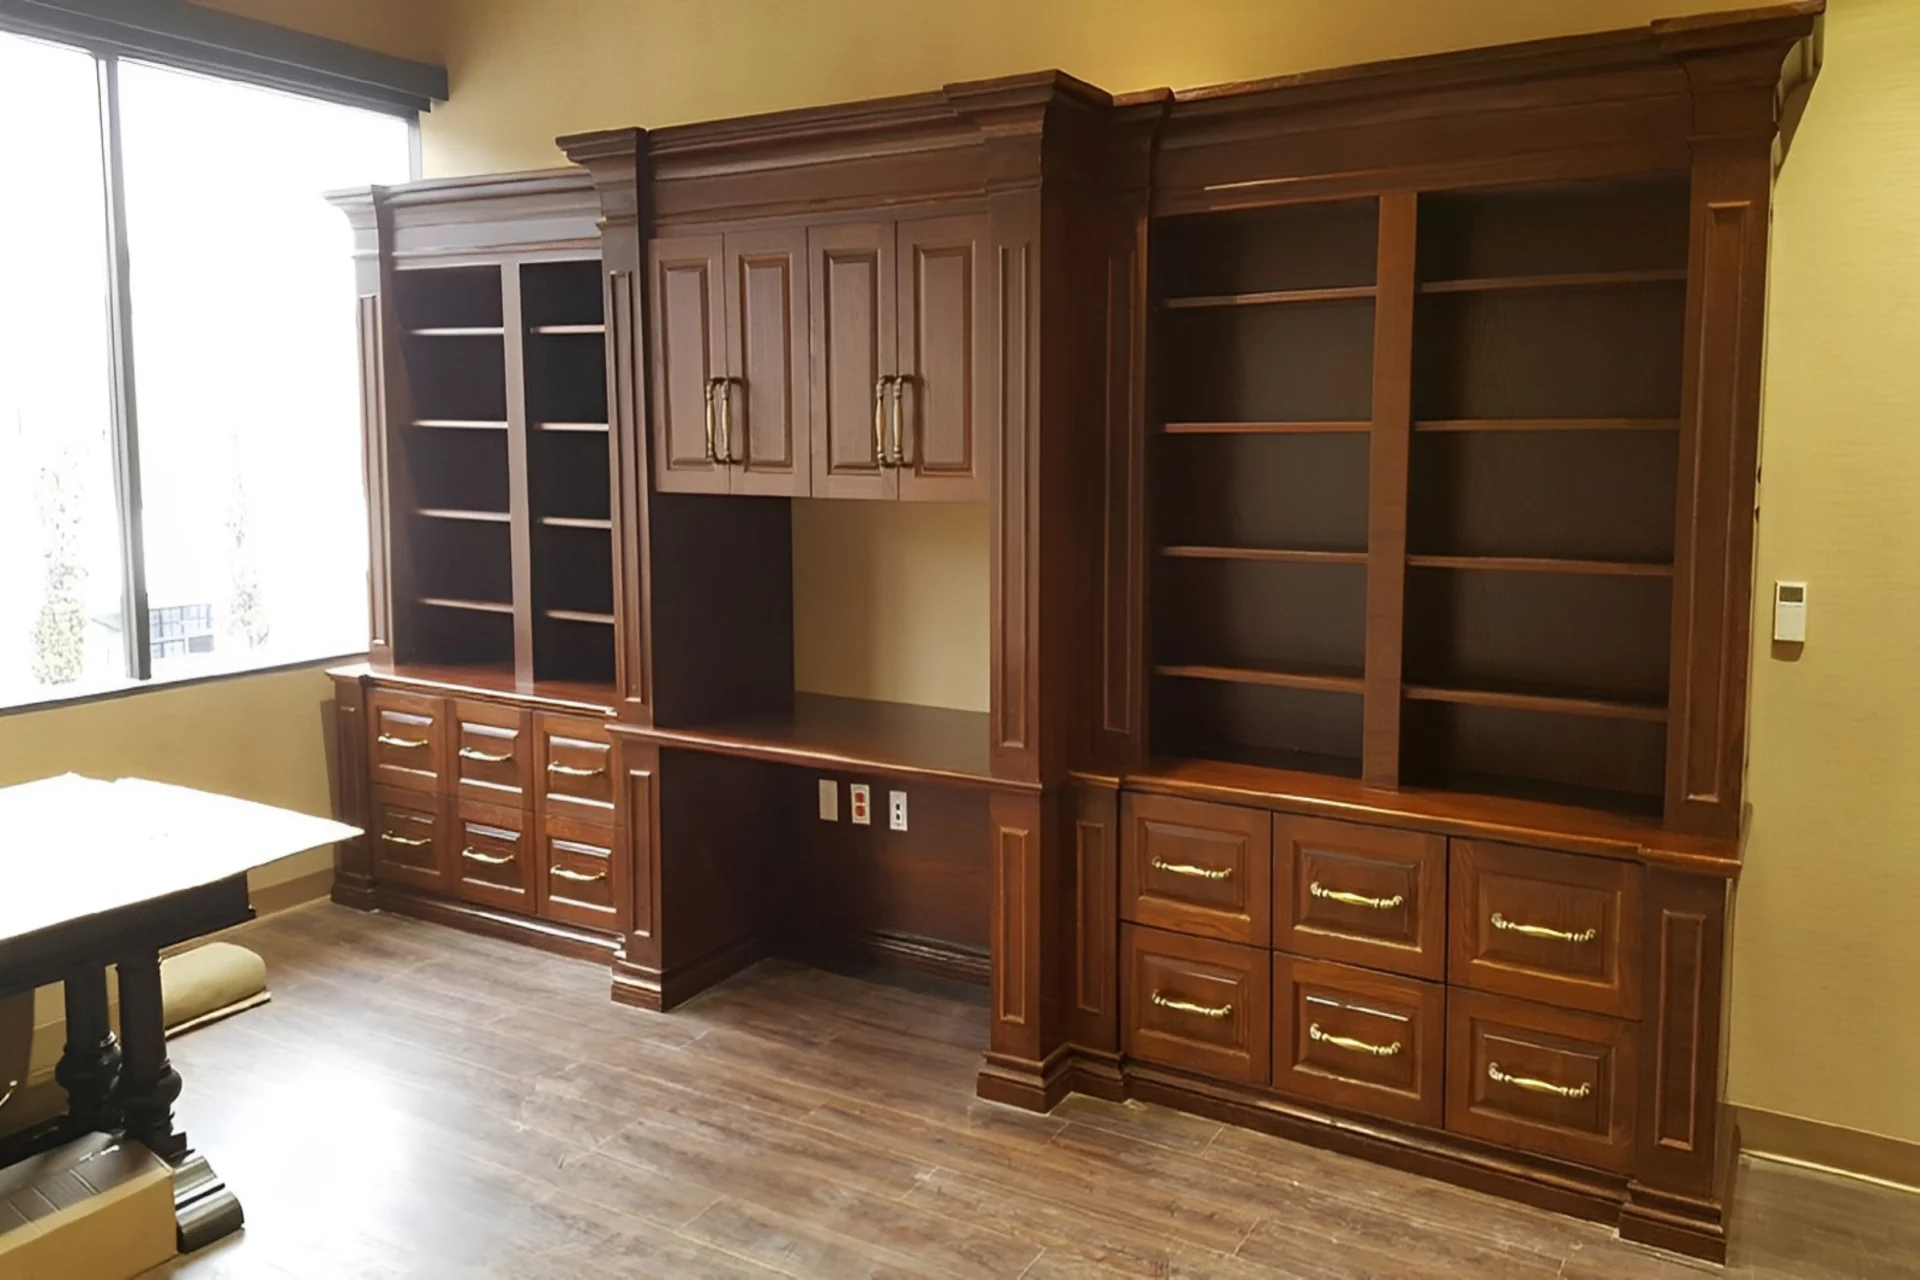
0, 775, 357, 1251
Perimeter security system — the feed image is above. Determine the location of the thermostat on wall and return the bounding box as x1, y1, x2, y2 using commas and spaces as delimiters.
1773, 581, 1807, 642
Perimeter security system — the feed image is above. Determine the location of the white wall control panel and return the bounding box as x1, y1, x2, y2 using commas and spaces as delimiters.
888, 790, 908, 832
817, 778, 838, 821
1773, 581, 1808, 642
849, 783, 872, 825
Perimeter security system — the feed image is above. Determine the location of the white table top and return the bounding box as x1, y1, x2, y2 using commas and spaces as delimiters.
0, 775, 359, 942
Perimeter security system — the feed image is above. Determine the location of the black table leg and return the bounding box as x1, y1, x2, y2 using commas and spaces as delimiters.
117, 949, 244, 1251
54, 964, 121, 1133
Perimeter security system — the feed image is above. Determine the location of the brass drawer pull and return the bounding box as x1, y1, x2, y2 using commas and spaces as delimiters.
873, 375, 892, 467
547, 761, 608, 779
1311, 882, 1404, 911
703, 377, 718, 462
1309, 1022, 1401, 1058
461, 847, 516, 866
458, 746, 514, 764
1491, 912, 1597, 944
379, 831, 431, 847
551, 864, 608, 885
1151, 857, 1232, 882
377, 733, 429, 751
888, 373, 907, 466
1489, 1063, 1591, 1100
1150, 990, 1233, 1020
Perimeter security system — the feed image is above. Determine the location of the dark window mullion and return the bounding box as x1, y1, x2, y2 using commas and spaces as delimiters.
95, 52, 150, 680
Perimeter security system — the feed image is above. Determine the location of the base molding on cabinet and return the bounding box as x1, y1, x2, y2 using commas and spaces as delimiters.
976, 1043, 1076, 1112
611, 933, 770, 1013
787, 927, 992, 986
367, 885, 621, 963
330, 872, 378, 911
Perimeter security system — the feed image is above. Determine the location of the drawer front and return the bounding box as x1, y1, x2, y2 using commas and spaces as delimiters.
1272, 956, 1444, 1129
537, 715, 616, 817
1122, 924, 1270, 1086
368, 690, 443, 791
1450, 840, 1642, 1017
450, 799, 533, 913
1120, 793, 1272, 945
369, 786, 446, 892
1275, 816, 1446, 981
1446, 989, 1637, 1173
539, 815, 623, 932
451, 700, 532, 800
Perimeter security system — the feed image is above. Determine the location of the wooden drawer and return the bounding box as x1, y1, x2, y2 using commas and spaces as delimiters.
1275, 816, 1446, 981
368, 690, 443, 792
1120, 793, 1271, 945
369, 785, 445, 892
1272, 956, 1444, 1129
536, 715, 616, 817
538, 814, 623, 932
451, 700, 532, 801
1450, 840, 1642, 1018
1446, 989, 1637, 1173
1122, 924, 1270, 1086
449, 799, 533, 914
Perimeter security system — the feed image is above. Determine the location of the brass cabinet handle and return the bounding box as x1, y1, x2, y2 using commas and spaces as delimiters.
703, 377, 718, 462
379, 831, 431, 847
717, 375, 737, 463
1150, 990, 1233, 1020
458, 745, 514, 764
547, 761, 607, 779
551, 864, 608, 885
1311, 882, 1405, 911
1309, 1022, 1402, 1058
1489, 1063, 1592, 1100
873, 375, 893, 467
377, 733, 429, 751
1491, 912, 1597, 944
888, 373, 907, 466
1151, 857, 1232, 882
461, 847, 516, 866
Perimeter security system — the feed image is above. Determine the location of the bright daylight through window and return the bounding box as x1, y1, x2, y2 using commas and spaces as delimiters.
0, 30, 410, 707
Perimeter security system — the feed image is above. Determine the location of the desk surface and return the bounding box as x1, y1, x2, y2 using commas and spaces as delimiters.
0, 775, 358, 943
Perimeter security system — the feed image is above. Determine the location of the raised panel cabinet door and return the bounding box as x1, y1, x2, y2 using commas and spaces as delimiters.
724, 228, 809, 496
449, 798, 533, 914
808, 222, 897, 499
646, 234, 728, 494
895, 213, 990, 503
369, 785, 447, 894
537, 813, 624, 934
450, 699, 531, 802
1122, 924, 1271, 1086
1272, 955, 1445, 1129
1274, 815, 1447, 981
1120, 791, 1272, 945
367, 689, 444, 793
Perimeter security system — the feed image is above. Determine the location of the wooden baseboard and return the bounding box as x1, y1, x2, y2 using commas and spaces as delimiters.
1737, 1106, 1920, 1193
250, 868, 335, 918
370, 887, 620, 964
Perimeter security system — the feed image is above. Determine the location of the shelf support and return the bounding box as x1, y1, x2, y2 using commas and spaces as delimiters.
1362, 192, 1419, 788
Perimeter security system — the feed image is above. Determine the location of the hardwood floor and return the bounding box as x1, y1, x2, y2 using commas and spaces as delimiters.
146, 904, 1916, 1279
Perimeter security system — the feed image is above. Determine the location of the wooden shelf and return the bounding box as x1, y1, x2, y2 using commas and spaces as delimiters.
635, 694, 999, 789
1162, 421, 1371, 435
407, 326, 505, 338
540, 515, 613, 531
537, 421, 611, 434
544, 609, 616, 626
411, 419, 510, 431
1159, 545, 1367, 566
528, 323, 606, 336
332, 661, 615, 716
1416, 269, 1687, 295
1407, 554, 1673, 578
1155, 663, 1365, 696
416, 507, 511, 524
1403, 682, 1668, 723
416, 596, 514, 616
1159, 284, 1376, 310
1413, 418, 1680, 433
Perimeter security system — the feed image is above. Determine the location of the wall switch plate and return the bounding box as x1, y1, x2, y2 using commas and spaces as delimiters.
888, 789, 908, 832
849, 783, 871, 826
1774, 580, 1808, 642
817, 778, 838, 821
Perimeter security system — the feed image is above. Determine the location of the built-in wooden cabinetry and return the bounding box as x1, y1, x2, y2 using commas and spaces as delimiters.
328, 4, 1820, 1263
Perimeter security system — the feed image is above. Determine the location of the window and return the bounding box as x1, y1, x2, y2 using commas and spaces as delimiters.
0, 29, 413, 708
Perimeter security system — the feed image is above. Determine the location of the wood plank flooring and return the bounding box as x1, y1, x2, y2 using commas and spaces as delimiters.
146, 904, 1918, 1279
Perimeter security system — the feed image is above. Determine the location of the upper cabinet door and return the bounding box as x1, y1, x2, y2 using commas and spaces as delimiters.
895, 213, 990, 503
647, 234, 728, 495
808, 222, 897, 500
723, 228, 810, 497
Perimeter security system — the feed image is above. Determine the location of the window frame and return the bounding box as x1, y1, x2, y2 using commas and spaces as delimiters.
0, 18, 432, 710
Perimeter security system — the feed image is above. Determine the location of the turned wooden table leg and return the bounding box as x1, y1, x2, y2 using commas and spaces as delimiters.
54, 964, 122, 1134
116, 948, 245, 1251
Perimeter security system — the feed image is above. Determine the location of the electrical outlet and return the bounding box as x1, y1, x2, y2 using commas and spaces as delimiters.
817, 778, 838, 821
849, 783, 871, 826
888, 789, 908, 832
